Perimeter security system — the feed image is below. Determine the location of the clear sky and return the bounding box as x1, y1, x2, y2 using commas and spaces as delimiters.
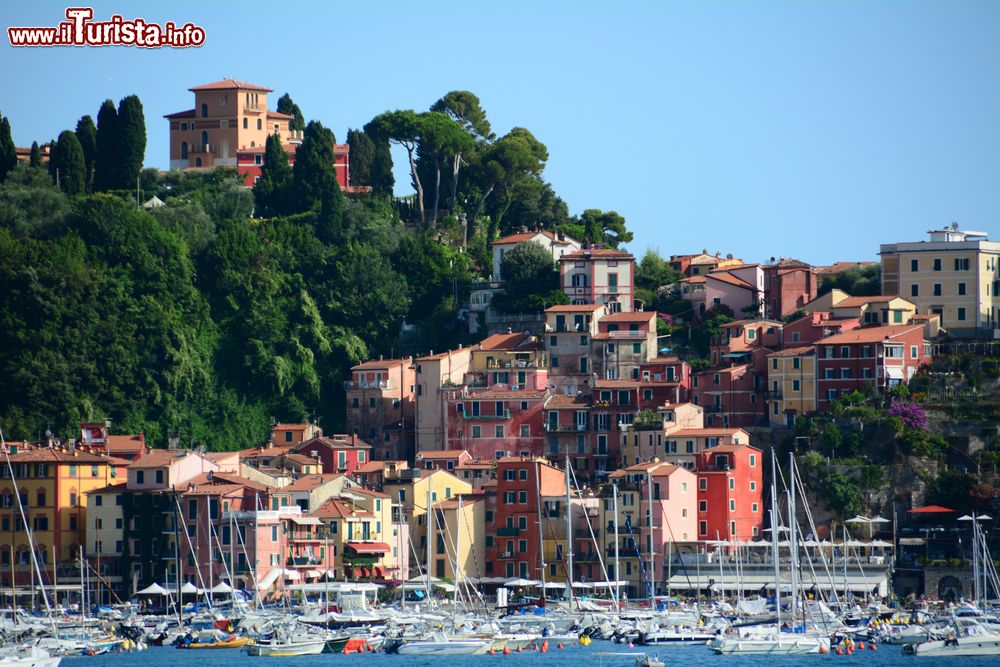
3, 1, 999, 264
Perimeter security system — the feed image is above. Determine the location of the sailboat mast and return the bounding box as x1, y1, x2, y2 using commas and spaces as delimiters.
613, 481, 620, 610
425, 480, 433, 601
787, 453, 798, 628
452, 494, 461, 623
565, 454, 574, 613
647, 469, 655, 602
770, 450, 780, 628
535, 461, 546, 593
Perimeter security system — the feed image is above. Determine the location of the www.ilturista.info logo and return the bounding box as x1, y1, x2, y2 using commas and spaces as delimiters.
8, 7, 205, 48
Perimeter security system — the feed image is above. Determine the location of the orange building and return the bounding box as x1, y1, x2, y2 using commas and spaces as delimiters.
164, 78, 350, 189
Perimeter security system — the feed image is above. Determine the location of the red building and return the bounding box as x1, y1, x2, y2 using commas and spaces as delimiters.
292, 435, 372, 477
783, 311, 861, 347
763, 259, 818, 320
691, 364, 765, 428
695, 444, 764, 543
815, 324, 930, 409
638, 357, 692, 403
345, 358, 416, 462
444, 388, 546, 460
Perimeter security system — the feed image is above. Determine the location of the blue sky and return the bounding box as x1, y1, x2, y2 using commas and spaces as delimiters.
3, 1, 999, 264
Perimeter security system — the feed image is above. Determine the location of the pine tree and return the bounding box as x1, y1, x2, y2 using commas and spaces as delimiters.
276, 93, 305, 132
75, 115, 97, 192
51, 130, 86, 195
115, 95, 146, 190
29, 141, 42, 168
0, 115, 16, 182
254, 132, 293, 217
93, 99, 118, 191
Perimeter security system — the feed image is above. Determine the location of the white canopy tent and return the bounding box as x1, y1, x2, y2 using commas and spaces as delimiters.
135, 583, 169, 596
180, 582, 199, 594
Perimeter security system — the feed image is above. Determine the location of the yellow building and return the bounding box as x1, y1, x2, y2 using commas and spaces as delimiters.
766, 346, 817, 427
881, 226, 1000, 337
0, 446, 123, 592
382, 469, 471, 578
429, 495, 485, 581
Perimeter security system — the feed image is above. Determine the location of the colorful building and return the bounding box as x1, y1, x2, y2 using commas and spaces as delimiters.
414, 347, 473, 453
560, 248, 635, 313
345, 358, 415, 461
695, 445, 764, 543
492, 230, 580, 282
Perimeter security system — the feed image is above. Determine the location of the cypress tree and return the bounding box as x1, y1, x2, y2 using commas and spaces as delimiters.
276, 93, 305, 132
29, 141, 42, 168
346, 128, 374, 187
51, 130, 86, 195
115, 95, 146, 190
254, 132, 293, 216
0, 115, 16, 182
75, 115, 97, 192
292, 121, 338, 213
93, 99, 118, 191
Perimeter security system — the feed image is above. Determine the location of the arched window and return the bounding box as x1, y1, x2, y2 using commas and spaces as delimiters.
18, 488, 27, 507
256, 118, 262, 130
200, 103, 208, 118
180, 141, 188, 159
243, 117, 248, 130
201, 131, 208, 151
195, 158, 202, 167
250, 141, 255, 148
36, 489, 45, 507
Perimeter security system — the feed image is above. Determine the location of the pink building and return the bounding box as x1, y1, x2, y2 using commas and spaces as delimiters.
705, 265, 765, 318
691, 364, 765, 428
762, 259, 818, 320
444, 388, 546, 460
292, 434, 372, 476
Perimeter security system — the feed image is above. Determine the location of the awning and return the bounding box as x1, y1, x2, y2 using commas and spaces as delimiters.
721, 352, 750, 358
346, 541, 390, 554
305, 570, 322, 578
290, 516, 323, 525
885, 366, 904, 380
908, 505, 955, 514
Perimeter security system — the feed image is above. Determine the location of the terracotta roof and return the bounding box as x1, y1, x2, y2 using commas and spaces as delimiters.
681, 276, 707, 284
241, 446, 293, 458
669, 428, 746, 437
701, 444, 758, 454
461, 388, 546, 399
415, 450, 469, 460
204, 451, 238, 462
294, 435, 371, 451
493, 230, 564, 245
562, 248, 633, 259
720, 319, 782, 328
768, 346, 815, 357
183, 482, 245, 497
706, 271, 755, 290
600, 311, 656, 323
282, 452, 318, 465
434, 496, 484, 510
353, 461, 389, 474
282, 473, 344, 492
266, 110, 294, 120
273, 423, 312, 429
646, 356, 682, 363
545, 303, 605, 313
544, 394, 591, 408
106, 435, 145, 452
189, 78, 272, 92
342, 486, 389, 499
593, 379, 639, 389
87, 482, 129, 494
312, 498, 372, 519
128, 449, 198, 468
5, 447, 111, 464
164, 109, 196, 119
477, 332, 533, 350
818, 324, 924, 345
351, 358, 410, 371
457, 459, 496, 469
689, 255, 721, 266
208, 471, 272, 492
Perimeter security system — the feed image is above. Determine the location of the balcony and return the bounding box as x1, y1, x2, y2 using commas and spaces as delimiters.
496, 526, 521, 537
544, 422, 588, 433
190, 144, 213, 154
705, 405, 724, 413
287, 556, 322, 567
499, 551, 513, 559
244, 102, 265, 113
462, 409, 510, 420
605, 330, 645, 339
574, 551, 602, 563
344, 380, 390, 390
764, 390, 783, 399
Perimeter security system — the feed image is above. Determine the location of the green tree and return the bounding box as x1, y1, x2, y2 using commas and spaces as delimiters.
0, 116, 16, 183
0, 164, 70, 238
93, 99, 118, 191
819, 264, 881, 297
74, 115, 97, 192
346, 128, 374, 187
115, 95, 146, 190
368, 110, 427, 224
418, 111, 474, 226
276, 93, 305, 132
492, 241, 565, 313
579, 208, 633, 248
28, 142, 42, 168
51, 130, 86, 195
292, 120, 339, 213
254, 132, 292, 217
636, 249, 682, 291
359, 124, 394, 195
470, 127, 548, 239
430, 91, 493, 211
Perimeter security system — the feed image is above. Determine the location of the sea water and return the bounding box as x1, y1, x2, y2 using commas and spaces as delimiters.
70, 642, 1000, 666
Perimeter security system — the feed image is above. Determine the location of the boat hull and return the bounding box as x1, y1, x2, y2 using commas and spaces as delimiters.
906, 636, 1000, 657
248, 640, 325, 656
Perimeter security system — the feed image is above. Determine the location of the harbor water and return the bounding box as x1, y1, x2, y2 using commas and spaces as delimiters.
70, 643, 1000, 667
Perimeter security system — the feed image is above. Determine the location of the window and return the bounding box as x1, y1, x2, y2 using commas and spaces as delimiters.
257, 118, 262, 130
495, 425, 505, 438
518, 490, 527, 504
954, 257, 970, 271
155, 469, 164, 484
699, 521, 707, 536
841, 368, 852, 379
471, 425, 481, 439
752, 503, 759, 513
518, 468, 528, 480
729, 499, 736, 512
823, 368, 834, 379
698, 478, 707, 491
750, 481, 757, 491
957, 282, 967, 296
911, 345, 918, 359
242, 117, 248, 129
957, 307, 966, 321
180, 141, 188, 159
200, 103, 208, 118
933, 284, 942, 296
69, 492, 77, 506
699, 500, 707, 512
38, 490, 46, 507
728, 478, 735, 490
933, 258, 941, 271
910, 259, 918, 272
911, 284, 919, 297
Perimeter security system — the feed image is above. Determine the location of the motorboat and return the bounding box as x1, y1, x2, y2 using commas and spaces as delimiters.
903, 620, 1000, 657
247, 637, 325, 656
397, 632, 491, 655
0, 645, 61, 667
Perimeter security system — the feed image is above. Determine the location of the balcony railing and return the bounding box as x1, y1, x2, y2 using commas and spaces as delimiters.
544, 422, 589, 432
344, 380, 390, 390
605, 330, 645, 339
764, 390, 783, 399
496, 527, 521, 537
462, 409, 510, 420
287, 556, 322, 567
190, 144, 212, 154
705, 405, 724, 413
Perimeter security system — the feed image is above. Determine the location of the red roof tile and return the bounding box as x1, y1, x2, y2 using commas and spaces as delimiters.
600, 311, 656, 323
545, 304, 605, 313
415, 450, 469, 460
562, 248, 633, 259
351, 358, 410, 371
189, 78, 272, 92
818, 324, 924, 345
